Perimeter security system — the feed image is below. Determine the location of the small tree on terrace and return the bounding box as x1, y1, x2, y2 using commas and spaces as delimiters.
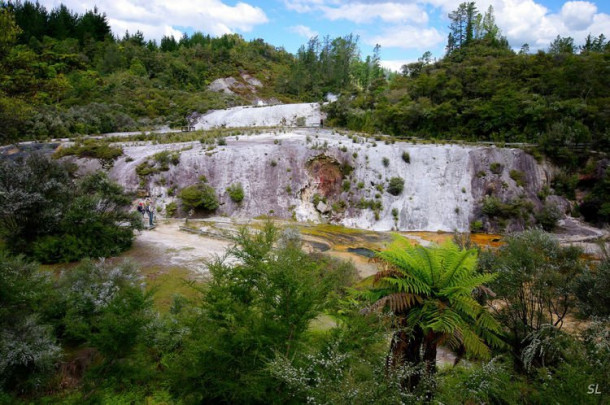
362, 240, 503, 390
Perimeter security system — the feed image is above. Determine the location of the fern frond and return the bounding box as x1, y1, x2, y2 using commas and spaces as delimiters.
365, 292, 423, 314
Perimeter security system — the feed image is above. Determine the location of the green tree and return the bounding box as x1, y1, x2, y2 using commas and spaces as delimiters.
168, 223, 356, 402
0, 254, 61, 393
60, 259, 153, 359
480, 229, 586, 371
363, 240, 502, 389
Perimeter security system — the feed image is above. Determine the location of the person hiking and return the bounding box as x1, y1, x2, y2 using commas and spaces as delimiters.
137, 202, 144, 215
145, 201, 155, 227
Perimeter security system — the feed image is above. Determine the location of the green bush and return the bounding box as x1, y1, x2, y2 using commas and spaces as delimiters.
179, 184, 219, 211
574, 259, 610, 317
386, 177, 405, 196
342, 180, 351, 192
402, 151, 410, 163
54, 142, 123, 161
227, 183, 245, 203
509, 169, 526, 186
535, 202, 562, 231
165, 201, 177, 217
382, 157, 390, 167
489, 162, 503, 174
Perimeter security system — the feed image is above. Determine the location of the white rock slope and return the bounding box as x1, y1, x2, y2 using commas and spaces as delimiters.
110, 128, 550, 232
193, 103, 323, 129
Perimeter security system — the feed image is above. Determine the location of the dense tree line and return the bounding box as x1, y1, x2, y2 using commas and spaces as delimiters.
0, 1, 297, 143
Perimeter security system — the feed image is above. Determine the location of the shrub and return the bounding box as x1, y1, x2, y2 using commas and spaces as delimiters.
153, 150, 180, 167
402, 151, 410, 163
489, 162, 503, 174
574, 259, 610, 317
270, 160, 277, 167
227, 183, 245, 203
382, 157, 390, 167
179, 184, 219, 211
217, 137, 227, 146
342, 180, 351, 192
470, 220, 483, 232
387, 177, 405, 196
165, 201, 177, 217
535, 202, 562, 231
510, 169, 526, 186
54, 142, 123, 162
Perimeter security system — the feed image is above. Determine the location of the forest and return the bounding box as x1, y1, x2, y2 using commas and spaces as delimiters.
1, 0, 610, 403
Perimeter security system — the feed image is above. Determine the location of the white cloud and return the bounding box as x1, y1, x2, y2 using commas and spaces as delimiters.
321, 3, 428, 24
379, 59, 417, 71
368, 26, 445, 49
290, 24, 319, 38
38, 0, 268, 40
560, 1, 597, 30
423, 0, 610, 51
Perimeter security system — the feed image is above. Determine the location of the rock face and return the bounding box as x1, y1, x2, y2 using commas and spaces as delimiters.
193, 103, 323, 130
109, 128, 557, 232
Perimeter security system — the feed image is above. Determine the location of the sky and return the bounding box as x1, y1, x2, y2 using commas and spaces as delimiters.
38, 0, 610, 71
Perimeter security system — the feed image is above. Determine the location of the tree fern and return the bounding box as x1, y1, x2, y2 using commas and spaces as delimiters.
362, 238, 503, 389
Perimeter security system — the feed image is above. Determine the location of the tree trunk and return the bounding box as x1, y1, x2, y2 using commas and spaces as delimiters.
387, 326, 423, 391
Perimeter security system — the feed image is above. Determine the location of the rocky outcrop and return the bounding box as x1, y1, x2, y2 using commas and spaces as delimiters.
108, 129, 559, 232
193, 103, 323, 130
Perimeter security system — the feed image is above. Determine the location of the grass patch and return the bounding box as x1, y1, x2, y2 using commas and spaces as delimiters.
141, 265, 200, 313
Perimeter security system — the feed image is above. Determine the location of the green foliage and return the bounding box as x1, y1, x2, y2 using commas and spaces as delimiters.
509, 169, 526, 186
574, 258, 610, 317
361, 240, 502, 389
0, 253, 60, 393
54, 141, 123, 162
179, 183, 218, 211
166, 223, 356, 402
226, 182, 244, 203
534, 202, 562, 231
580, 165, 610, 225
401, 151, 410, 164
382, 157, 390, 167
164, 201, 177, 217
489, 162, 503, 174
480, 229, 586, 371
59, 259, 152, 359
342, 180, 351, 192
387, 177, 405, 196
0, 155, 140, 263
435, 358, 523, 404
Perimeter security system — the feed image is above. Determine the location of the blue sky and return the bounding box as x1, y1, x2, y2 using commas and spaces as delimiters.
40, 0, 610, 70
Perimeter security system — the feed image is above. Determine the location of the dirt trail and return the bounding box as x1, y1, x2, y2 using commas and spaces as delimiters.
128, 220, 232, 274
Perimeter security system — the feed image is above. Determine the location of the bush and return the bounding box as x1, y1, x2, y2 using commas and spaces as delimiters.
227, 183, 245, 203
54, 142, 123, 162
387, 177, 405, 196
535, 202, 562, 231
179, 184, 219, 211
509, 169, 526, 187
489, 162, 503, 174
165, 201, 177, 217
59, 260, 152, 359
574, 259, 610, 317
382, 157, 390, 167
342, 180, 351, 192
402, 151, 410, 163
0, 254, 61, 393
0, 156, 141, 263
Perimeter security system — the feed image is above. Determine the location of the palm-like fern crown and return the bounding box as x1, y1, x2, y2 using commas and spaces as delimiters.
365, 240, 503, 359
